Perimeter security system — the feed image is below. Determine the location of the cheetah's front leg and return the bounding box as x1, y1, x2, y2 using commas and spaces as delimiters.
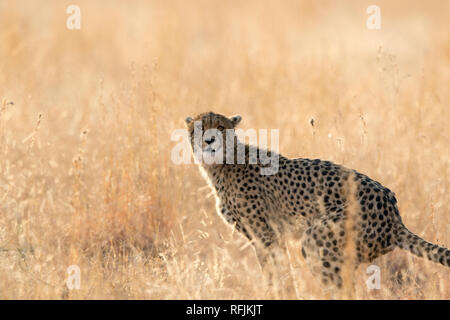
243, 221, 298, 296
219, 204, 294, 294
218, 204, 280, 269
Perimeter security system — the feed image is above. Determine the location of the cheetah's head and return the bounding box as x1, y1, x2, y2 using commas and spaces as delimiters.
184, 112, 242, 165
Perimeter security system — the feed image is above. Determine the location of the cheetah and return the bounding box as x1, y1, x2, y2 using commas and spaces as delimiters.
184, 112, 449, 289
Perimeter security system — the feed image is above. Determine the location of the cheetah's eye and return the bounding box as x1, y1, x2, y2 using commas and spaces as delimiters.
217, 125, 225, 131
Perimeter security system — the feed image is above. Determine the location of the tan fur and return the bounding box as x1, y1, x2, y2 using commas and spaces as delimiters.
186, 112, 450, 288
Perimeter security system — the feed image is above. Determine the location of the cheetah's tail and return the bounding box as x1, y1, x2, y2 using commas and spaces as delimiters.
395, 225, 449, 267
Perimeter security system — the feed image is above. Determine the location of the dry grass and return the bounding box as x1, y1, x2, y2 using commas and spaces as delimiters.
0, 0, 448, 299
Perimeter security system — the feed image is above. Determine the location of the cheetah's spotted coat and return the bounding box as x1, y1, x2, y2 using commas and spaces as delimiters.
185, 112, 449, 288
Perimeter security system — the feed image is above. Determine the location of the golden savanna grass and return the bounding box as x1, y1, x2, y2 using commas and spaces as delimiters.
0, 0, 448, 299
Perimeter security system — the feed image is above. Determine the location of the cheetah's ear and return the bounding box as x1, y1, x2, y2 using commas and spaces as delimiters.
185, 116, 194, 125
230, 115, 242, 127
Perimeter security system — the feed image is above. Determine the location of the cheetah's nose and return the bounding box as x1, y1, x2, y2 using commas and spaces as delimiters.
205, 137, 215, 145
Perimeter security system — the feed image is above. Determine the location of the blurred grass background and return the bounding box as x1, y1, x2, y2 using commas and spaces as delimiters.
0, 0, 448, 299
